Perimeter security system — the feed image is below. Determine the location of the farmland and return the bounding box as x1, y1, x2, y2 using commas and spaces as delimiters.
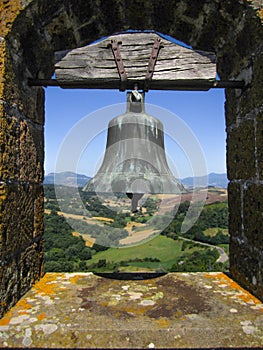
43, 185, 229, 273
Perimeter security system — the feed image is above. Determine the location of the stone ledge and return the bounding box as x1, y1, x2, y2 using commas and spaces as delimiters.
0, 272, 263, 348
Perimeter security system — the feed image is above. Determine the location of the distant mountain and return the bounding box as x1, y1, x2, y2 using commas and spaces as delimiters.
44, 171, 91, 187
44, 172, 228, 189
181, 173, 228, 189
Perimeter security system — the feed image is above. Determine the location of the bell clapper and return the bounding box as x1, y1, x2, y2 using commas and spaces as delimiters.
126, 193, 144, 213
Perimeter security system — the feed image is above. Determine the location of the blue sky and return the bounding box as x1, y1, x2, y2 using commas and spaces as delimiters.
44, 87, 226, 179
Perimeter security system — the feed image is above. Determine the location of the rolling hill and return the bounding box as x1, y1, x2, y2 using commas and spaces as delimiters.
44, 172, 228, 188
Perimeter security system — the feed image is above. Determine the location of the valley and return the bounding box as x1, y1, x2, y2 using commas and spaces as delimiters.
43, 185, 229, 273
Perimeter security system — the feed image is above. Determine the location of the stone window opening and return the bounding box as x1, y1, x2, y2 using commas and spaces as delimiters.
1, 0, 262, 321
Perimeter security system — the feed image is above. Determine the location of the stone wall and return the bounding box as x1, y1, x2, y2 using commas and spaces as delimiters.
0, 0, 44, 316
0, 0, 262, 317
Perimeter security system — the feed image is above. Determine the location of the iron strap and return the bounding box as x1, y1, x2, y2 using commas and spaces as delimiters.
110, 39, 127, 91
144, 38, 162, 91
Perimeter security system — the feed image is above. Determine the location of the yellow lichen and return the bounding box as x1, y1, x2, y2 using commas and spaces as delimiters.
155, 317, 172, 328
0, 0, 22, 38
205, 273, 262, 306
0, 309, 13, 325
118, 306, 147, 316
37, 312, 46, 321
16, 298, 32, 310
18, 310, 29, 315
0, 1, 22, 100
32, 273, 65, 296
0, 317, 10, 326
69, 274, 86, 285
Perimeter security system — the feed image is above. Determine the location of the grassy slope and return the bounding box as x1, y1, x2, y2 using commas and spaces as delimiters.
87, 235, 184, 270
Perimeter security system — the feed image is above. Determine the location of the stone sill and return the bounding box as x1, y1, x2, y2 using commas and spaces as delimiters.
0, 272, 263, 348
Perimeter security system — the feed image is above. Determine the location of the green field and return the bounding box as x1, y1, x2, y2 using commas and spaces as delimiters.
87, 235, 183, 271
86, 235, 217, 272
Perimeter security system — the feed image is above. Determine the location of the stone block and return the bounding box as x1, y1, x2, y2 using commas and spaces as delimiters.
225, 90, 238, 128
0, 113, 44, 183
236, 15, 263, 63
0, 259, 19, 317
0, 183, 44, 262
0, 115, 20, 181
0, 240, 43, 318
19, 119, 44, 183
243, 183, 263, 248
256, 112, 263, 179
217, 40, 241, 78
227, 119, 256, 180
230, 239, 263, 299
239, 53, 263, 117
19, 241, 44, 296
21, 88, 45, 126
1, 42, 25, 108
228, 181, 242, 238
34, 185, 44, 238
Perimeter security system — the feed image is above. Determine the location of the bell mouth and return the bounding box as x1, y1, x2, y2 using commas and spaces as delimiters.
83, 173, 185, 195
83, 174, 185, 213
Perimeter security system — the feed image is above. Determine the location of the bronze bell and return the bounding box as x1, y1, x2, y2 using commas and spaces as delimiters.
83, 90, 184, 212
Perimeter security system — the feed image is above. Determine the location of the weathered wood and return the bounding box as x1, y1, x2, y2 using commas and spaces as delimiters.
54, 32, 217, 89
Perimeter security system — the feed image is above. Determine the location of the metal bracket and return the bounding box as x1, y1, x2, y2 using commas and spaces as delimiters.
109, 39, 127, 91
144, 38, 162, 91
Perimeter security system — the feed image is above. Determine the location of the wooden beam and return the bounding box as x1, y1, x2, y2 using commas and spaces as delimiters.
30, 32, 245, 91
28, 78, 245, 90
54, 32, 217, 87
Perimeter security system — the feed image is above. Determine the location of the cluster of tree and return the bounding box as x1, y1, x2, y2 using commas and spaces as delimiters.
161, 201, 229, 246
121, 257, 161, 263
170, 249, 222, 272
87, 259, 117, 272
44, 185, 57, 199
66, 217, 128, 247
82, 195, 116, 218
44, 185, 160, 222
44, 211, 93, 272
186, 228, 229, 245
44, 185, 59, 211
199, 202, 228, 229
181, 240, 203, 251
44, 185, 116, 217
107, 212, 129, 228
87, 257, 161, 272
143, 197, 158, 215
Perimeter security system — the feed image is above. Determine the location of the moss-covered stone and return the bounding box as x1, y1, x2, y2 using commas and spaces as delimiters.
228, 181, 242, 238
1, 273, 263, 347
238, 55, 263, 118
0, 183, 44, 261
19, 119, 44, 183
256, 111, 263, 179
0, 115, 20, 181
243, 183, 263, 248
225, 89, 238, 128
227, 119, 256, 180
